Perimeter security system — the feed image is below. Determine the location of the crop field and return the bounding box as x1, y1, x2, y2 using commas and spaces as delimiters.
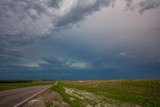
0, 80, 55, 91
51, 80, 160, 107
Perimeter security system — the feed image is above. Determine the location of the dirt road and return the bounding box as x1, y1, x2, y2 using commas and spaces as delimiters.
0, 85, 51, 107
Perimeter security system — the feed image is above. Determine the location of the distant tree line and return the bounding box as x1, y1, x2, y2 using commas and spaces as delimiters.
0, 80, 33, 83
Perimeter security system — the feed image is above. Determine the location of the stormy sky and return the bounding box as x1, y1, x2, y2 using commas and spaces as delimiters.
0, 0, 160, 80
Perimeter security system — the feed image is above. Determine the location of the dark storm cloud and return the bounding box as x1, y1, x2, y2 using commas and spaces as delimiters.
1, 0, 159, 46
1, 0, 160, 45
0, 0, 160, 75
125, 0, 160, 13
0, 0, 115, 47
0, 0, 53, 46
54, 0, 115, 27
0, 48, 23, 70
139, 0, 160, 14
0, 0, 116, 70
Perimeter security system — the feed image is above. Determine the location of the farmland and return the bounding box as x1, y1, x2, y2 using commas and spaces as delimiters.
51, 80, 160, 107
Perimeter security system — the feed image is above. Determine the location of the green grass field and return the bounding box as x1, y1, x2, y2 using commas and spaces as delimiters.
1, 80, 159, 107
52, 80, 160, 107
0, 80, 55, 91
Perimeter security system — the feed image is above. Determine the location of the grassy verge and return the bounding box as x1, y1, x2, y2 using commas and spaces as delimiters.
58, 80, 160, 107
45, 101, 53, 107
52, 82, 86, 107
0, 80, 55, 91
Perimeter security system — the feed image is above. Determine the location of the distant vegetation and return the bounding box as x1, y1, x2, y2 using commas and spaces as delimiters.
0, 80, 55, 91
52, 80, 160, 107
0, 80, 33, 83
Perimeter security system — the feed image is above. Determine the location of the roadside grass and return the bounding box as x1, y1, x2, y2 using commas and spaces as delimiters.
0, 80, 55, 91
45, 101, 53, 107
52, 82, 126, 107
52, 82, 86, 107
58, 80, 160, 107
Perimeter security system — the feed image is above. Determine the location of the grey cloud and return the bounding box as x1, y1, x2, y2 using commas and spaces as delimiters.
139, 0, 160, 14
0, 0, 115, 46
125, 0, 133, 10
125, 0, 160, 14
46, 0, 62, 8
0, 48, 23, 70
0, 47, 49, 70
54, 0, 115, 28
1, 0, 159, 47
1, 0, 160, 72
0, 0, 54, 46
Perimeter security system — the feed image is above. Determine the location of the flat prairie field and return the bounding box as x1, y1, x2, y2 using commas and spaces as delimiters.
1, 80, 160, 107
51, 80, 160, 107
